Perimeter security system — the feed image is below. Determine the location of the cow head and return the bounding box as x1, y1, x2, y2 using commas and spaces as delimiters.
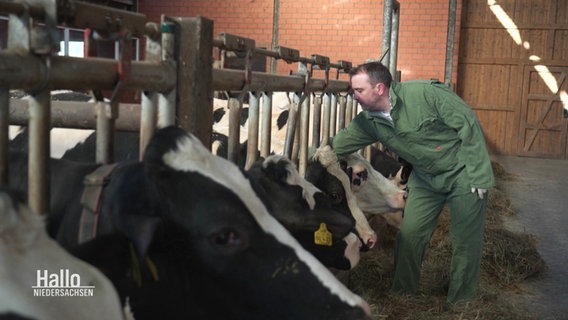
246, 155, 361, 270
308, 145, 377, 250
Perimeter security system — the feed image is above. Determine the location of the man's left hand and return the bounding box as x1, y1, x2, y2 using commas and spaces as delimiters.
471, 188, 487, 199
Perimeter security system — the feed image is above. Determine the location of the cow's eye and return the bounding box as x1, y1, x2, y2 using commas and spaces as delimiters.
330, 193, 342, 205
211, 228, 241, 246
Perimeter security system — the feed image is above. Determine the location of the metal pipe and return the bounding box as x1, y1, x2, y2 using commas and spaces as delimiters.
321, 92, 331, 146
444, 0, 457, 86
245, 92, 261, 170
0, 53, 176, 93
283, 97, 299, 159
330, 93, 337, 136
337, 95, 347, 130
299, 93, 311, 176
311, 93, 322, 148
9, 100, 141, 131
389, 5, 400, 79
260, 91, 272, 157
270, 0, 280, 74
27, 90, 50, 215
227, 97, 242, 164
212, 68, 349, 93
381, 0, 394, 67
345, 95, 353, 127
95, 102, 114, 164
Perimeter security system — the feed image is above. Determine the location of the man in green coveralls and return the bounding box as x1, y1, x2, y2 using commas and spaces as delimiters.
330, 61, 495, 305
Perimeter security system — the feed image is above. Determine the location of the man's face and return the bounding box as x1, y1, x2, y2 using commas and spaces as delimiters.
350, 73, 387, 112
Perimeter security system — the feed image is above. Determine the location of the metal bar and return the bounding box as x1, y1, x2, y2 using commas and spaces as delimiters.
0, 0, 149, 37
9, 100, 141, 131
345, 95, 353, 127
227, 97, 242, 164
321, 92, 331, 146
212, 68, 349, 93
444, 0, 457, 86
330, 93, 337, 136
260, 91, 272, 157
389, 5, 400, 78
245, 92, 261, 170
28, 90, 50, 215
0, 53, 176, 93
166, 16, 213, 147
270, 0, 280, 73
283, 97, 299, 159
298, 93, 310, 176
338, 94, 347, 130
95, 101, 114, 164
312, 93, 322, 148
381, 0, 394, 67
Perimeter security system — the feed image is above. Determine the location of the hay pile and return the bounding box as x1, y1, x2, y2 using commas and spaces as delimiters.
347, 161, 546, 319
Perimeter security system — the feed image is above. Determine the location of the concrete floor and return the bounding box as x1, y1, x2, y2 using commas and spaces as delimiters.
491, 155, 568, 320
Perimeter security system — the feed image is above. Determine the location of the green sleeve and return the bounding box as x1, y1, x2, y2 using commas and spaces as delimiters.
329, 113, 378, 157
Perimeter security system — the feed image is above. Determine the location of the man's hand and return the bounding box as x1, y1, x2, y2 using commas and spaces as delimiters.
471, 188, 488, 199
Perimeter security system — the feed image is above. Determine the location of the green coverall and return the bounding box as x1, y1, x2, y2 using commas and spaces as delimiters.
331, 80, 495, 304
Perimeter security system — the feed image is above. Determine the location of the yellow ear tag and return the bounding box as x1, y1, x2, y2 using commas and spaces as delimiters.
314, 222, 333, 246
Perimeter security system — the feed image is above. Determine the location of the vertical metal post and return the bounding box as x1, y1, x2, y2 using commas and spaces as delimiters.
270, 0, 280, 74
338, 94, 347, 130
260, 91, 272, 157
283, 96, 299, 159
444, 0, 457, 86
321, 92, 331, 146
298, 92, 310, 176
389, 5, 400, 80
381, 0, 394, 68
95, 102, 114, 164
166, 16, 213, 147
382, 0, 400, 77
28, 90, 50, 215
227, 97, 242, 164
330, 93, 337, 136
245, 92, 261, 170
345, 95, 354, 127
312, 93, 322, 148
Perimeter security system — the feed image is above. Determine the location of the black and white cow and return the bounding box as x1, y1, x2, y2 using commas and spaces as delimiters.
246, 155, 361, 270
9, 127, 372, 319
0, 187, 128, 320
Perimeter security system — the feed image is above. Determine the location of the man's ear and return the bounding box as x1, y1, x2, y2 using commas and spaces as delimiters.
377, 82, 387, 95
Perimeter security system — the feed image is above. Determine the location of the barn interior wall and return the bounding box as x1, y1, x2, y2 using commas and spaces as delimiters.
137, 0, 462, 83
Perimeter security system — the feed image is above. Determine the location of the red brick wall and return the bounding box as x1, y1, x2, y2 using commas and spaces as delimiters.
138, 0, 462, 83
